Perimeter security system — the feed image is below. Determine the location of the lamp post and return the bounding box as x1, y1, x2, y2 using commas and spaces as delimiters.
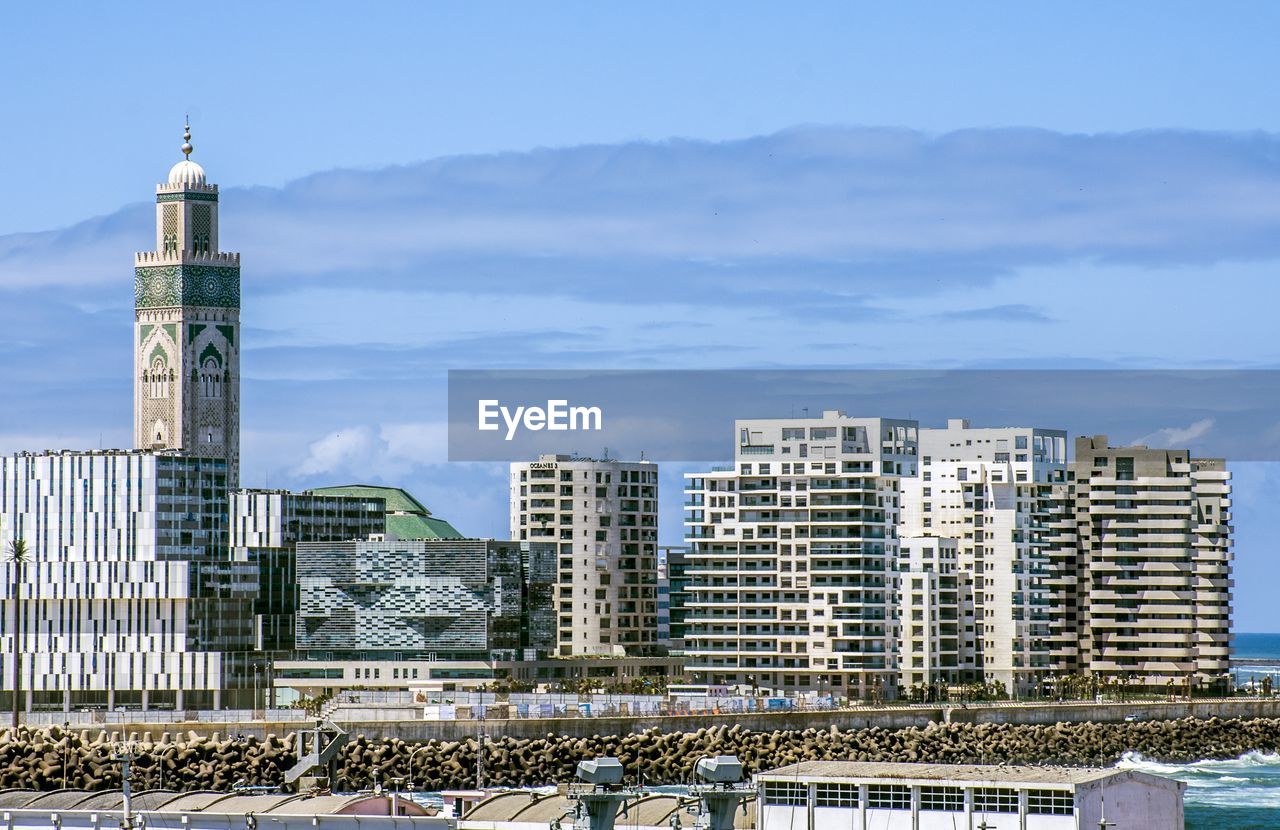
406, 745, 431, 793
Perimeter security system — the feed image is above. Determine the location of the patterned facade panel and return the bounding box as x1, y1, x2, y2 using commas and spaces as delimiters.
294, 540, 523, 659
134, 265, 241, 309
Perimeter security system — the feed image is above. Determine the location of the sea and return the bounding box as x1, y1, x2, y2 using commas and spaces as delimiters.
1121, 632, 1280, 829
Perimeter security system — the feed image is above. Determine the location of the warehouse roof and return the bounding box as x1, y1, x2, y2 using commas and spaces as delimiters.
0, 791, 428, 817
758, 761, 1127, 786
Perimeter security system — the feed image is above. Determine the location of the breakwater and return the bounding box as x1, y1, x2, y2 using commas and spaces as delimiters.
1, 715, 1279, 792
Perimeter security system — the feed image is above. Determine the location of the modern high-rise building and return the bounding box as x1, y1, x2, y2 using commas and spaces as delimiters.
900, 420, 1069, 695
133, 124, 242, 487
683, 412, 918, 698
0, 450, 255, 711
896, 535, 967, 691
511, 455, 659, 657
230, 489, 387, 656
1069, 436, 1233, 691
657, 545, 692, 654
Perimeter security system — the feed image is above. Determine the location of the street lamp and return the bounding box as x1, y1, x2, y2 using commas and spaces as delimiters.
406, 745, 431, 793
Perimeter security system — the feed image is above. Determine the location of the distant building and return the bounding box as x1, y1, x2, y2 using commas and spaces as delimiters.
900, 420, 1069, 695
0, 449, 254, 710
294, 538, 553, 663
657, 545, 692, 653
1069, 436, 1233, 691
511, 455, 659, 657
272, 654, 683, 697
896, 536, 967, 690
230, 489, 386, 657
133, 123, 243, 486
756, 761, 1185, 830
309, 485, 464, 539
684, 412, 919, 698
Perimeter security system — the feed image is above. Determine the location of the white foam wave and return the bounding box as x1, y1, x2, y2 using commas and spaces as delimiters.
1117, 750, 1280, 808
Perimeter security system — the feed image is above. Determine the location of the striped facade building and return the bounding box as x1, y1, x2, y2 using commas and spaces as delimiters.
0, 450, 254, 710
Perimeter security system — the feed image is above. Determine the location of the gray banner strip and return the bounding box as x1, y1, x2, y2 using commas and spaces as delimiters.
448, 369, 1280, 461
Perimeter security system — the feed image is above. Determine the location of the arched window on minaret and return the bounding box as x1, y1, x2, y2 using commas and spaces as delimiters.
149, 358, 169, 399
201, 357, 222, 399
162, 204, 179, 255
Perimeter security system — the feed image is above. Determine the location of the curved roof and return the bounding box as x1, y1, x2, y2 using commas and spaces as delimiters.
461, 791, 539, 820
23, 791, 95, 809
0, 791, 49, 808
156, 791, 240, 812
466, 791, 754, 827
309, 485, 463, 539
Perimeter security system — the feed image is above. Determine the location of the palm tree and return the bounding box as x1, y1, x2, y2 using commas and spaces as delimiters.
8, 538, 26, 729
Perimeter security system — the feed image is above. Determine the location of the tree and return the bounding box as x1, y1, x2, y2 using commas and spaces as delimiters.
8, 538, 26, 729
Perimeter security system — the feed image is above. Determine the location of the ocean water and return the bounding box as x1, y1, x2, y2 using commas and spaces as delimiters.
1233, 632, 1280, 690
1118, 751, 1280, 829
1122, 632, 1280, 828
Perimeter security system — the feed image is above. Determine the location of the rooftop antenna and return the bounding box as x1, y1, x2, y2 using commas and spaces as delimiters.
1098, 782, 1115, 829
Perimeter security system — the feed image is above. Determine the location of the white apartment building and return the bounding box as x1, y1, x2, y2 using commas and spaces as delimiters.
684, 412, 918, 699
897, 536, 968, 691
899, 420, 1068, 696
0, 449, 255, 711
511, 455, 659, 657
1070, 436, 1233, 691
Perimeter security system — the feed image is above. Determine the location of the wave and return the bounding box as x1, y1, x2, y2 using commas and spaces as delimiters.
1117, 750, 1280, 809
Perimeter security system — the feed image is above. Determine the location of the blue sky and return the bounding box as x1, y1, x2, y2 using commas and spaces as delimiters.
2, 3, 1277, 630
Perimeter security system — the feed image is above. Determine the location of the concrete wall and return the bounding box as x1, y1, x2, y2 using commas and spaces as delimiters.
85, 698, 1280, 742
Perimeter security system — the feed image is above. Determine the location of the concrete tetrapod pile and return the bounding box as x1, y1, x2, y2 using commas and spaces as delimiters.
0, 717, 1277, 791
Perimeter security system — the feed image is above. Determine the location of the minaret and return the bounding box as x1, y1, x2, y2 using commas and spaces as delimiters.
134, 122, 241, 487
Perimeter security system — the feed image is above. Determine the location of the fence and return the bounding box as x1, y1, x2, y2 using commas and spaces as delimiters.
20, 709, 311, 728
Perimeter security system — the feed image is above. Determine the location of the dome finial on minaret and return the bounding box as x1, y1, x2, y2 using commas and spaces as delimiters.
181, 117, 193, 159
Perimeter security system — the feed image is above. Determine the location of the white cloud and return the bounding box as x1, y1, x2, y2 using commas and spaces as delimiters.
292, 422, 448, 479
1135, 418, 1214, 448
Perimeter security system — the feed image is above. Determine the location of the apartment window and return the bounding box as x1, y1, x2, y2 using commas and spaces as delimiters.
973, 788, 1019, 813
815, 783, 858, 807
763, 782, 808, 807
867, 785, 910, 810
1015, 435, 1028, 449
919, 787, 964, 811
1027, 790, 1074, 815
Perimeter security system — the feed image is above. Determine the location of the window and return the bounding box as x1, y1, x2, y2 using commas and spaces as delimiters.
814, 783, 858, 807
149, 358, 169, 399
973, 788, 1019, 813
201, 357, 223, 399
1027, 790, 1073, 815
867, 785, 910, 810
919, 786, 964, 811
763, 782, 807, 806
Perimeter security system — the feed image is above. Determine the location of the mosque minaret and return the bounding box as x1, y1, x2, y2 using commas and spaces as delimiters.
133, 123, 241, 486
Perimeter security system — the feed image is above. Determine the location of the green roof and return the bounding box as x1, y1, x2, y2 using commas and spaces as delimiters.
309, 484, 464, 539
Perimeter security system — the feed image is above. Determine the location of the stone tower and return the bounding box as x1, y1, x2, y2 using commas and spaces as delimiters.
134, 123, 241, 486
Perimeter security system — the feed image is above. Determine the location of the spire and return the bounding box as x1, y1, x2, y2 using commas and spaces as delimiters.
182, 118, 193, 159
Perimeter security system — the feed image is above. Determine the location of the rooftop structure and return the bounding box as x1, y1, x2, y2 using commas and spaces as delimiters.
756, 761, 1184, 830
310, 484, 463, 539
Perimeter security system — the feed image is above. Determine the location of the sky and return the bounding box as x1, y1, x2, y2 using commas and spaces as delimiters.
1, 3, 1277, 630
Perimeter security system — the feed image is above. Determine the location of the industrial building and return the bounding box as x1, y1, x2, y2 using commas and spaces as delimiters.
756, 761, 1184, 830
